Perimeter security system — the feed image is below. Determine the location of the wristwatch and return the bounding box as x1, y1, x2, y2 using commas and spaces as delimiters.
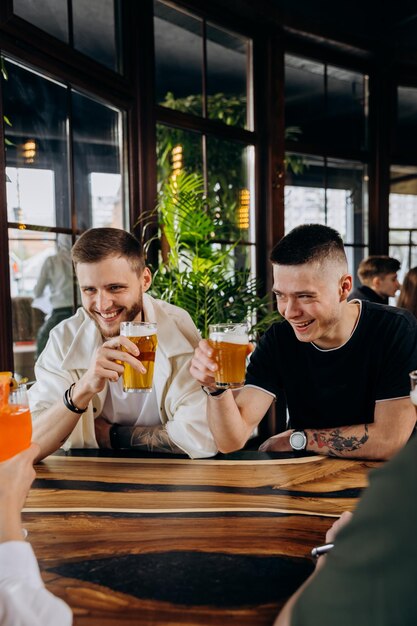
289, 430, 307, 451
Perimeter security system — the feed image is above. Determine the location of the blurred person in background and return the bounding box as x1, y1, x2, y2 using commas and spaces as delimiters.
33, 234, 74, 357
348, 255, 401, 305
397, 267, 417, 319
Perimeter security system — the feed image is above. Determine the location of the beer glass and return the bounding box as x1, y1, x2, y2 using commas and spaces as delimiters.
0, 373, 32, 462
120, 322, 158, 393
208, 323, 249, 389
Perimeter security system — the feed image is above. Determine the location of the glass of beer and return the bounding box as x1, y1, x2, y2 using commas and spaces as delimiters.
0, 373, 32, 462
208, 323, 249, 389
120, 322, 158, 393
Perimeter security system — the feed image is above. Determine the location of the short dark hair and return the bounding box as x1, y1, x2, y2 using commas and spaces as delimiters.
357, 256, 400, 282
72, 228, 145, 275
270, 223, 347, 266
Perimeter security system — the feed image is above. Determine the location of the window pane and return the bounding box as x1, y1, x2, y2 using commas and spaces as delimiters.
285, 55, 325, 147
389, 165, 417, 273
72, 91, 125, 231
206, 136, 255, 246
396, 87, 417, 157
9, 229, 75, 380
3, 59, 69, 228
327, 65, 366, 152
206, 23, 249, 129
156, 124, 202, 186
285, 56, 366, 153
285, 155, 368, 277
72, 0, 121, 72
13, 0, 68, 42
154, 1, 203, 114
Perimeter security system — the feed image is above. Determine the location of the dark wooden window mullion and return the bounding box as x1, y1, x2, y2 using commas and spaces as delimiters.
324, 62, 328, 224
0, 49, 14, 371
66, 84, 78, 312
67, 0, 74, 48
201, 17, 208, 197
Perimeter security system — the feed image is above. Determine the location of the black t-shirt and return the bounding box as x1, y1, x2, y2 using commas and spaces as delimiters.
348, 285, 387, 305
245, 301, 417, 430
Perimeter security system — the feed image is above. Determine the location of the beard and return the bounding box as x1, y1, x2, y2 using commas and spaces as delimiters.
85, 294, 143, 339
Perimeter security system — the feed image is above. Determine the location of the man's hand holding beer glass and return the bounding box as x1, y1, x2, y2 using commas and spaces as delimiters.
93, 322, 158, 447
190, 324, 270, 454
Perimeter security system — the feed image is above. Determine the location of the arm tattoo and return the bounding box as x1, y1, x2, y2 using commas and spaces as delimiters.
117, 424, 184, 454
310, 424, 369, 457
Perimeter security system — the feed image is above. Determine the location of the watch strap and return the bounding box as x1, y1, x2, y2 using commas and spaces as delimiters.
109, 424, 121, 450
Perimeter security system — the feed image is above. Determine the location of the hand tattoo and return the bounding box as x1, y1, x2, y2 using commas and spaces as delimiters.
311, 424, 369, 457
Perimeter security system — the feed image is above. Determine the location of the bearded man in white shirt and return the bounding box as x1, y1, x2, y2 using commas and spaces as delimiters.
30, 227, 216, 461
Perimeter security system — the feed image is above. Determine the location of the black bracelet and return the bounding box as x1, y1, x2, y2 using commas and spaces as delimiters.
109, 424, 121, 450
201, 386, 228, 397
63, 383, 88, 414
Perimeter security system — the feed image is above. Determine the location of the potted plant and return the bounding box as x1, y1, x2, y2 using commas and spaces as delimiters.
137, 172, 280, 339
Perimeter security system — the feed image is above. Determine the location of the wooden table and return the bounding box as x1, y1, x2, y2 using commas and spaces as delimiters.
23, 450, 381, 625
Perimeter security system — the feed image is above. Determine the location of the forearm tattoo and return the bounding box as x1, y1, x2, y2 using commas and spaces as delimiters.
310, 424, 369, 457
117, 424, 184, 454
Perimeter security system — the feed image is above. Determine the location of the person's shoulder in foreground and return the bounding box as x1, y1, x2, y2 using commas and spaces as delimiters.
0, 444, 72, 626
280, 434, 417, 626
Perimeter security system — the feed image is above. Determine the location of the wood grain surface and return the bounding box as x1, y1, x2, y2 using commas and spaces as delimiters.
23, 452, 381, 625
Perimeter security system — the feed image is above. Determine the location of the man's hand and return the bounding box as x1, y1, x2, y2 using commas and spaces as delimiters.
82, 335, 146, 393
94, 416, 112, 448
325, 510, 353, 544
190, 339, 255, 390
258, 430, 293, 452
0, 443, 40, 542
189, 339, 218, 389
73, 335, 148, 406
315, 510, 353, 571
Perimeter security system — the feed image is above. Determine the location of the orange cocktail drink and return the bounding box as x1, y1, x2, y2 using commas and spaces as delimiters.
0, 372, 32, 462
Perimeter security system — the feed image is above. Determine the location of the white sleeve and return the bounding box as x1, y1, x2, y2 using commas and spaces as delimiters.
0, 542, 72, 626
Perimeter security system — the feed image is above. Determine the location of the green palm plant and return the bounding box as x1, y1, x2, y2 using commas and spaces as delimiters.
137, 172, 280, 339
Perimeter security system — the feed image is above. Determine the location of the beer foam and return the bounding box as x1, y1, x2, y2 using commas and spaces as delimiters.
210, 332, 248, 345
411, 388, 417, 406
121, 325, 157, 337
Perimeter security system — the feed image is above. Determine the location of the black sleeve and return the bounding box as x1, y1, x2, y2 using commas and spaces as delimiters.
376, 313, 417, 401
245, 324, 282, 397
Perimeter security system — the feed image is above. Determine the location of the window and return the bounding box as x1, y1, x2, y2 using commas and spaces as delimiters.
2, 56, 126, 380
389, 86, 417, 275
153, 2, 256, 334
389, 165, 417, 276
284, 54, 368, 281
12, 0, 122, 72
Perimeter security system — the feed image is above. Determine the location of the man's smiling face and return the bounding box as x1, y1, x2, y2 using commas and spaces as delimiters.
272, 260, 352, 349
76, 255, 151, 338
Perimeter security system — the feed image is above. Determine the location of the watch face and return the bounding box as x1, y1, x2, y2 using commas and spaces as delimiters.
290, 431, 306, 451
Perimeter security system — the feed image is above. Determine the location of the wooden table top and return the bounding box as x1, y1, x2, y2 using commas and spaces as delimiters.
23, 451, 381, 625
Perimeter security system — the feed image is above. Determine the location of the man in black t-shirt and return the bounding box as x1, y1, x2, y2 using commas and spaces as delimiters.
190, 224, 417, 460
348, 255, 401, 305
